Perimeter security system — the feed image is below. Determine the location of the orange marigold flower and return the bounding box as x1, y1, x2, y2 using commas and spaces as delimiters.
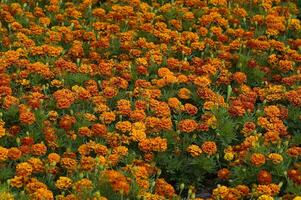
47, 111, 58, 121
31, 143, 47, 156
100, 111, 116, 124
16, 162, 33, 177
8, 147, 22, 160
232, 72, 247, 84
91, 123, 107, 137
74, 178, 93, 193
178, 119, 198, 133
138, 137, 167, 152
116, 121, 132, 133
218, 168, 230, 180
31, 188, 54, 200
155, 178, 176, 199
60, 157, 77, 171
178, 88, 191, 99
102, 86, 118, 99
80, 156, 96, 171
53, 89, 75, 109
250, 153, 266, 166
102, 170, 130, 195
257, 170, 272, 185
3, 95, 19, 109
27, 157, 45, 174
19, 111, 36, 125
201, 141, 217, 155
112, 146, 128, 156
78, 127, 93, 137
94, 144, 108, 156
194, 76, 211, 87
287, 147, 301, 157
130, 109, 146, 121
264, 105, 280, 118
184, 103, 198, 115
235, 185, 250, 196
48, 153, 61, 164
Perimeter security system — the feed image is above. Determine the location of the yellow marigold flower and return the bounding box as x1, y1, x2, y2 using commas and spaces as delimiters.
187, 145, 202, 157
212, 185, 229, 199
0, 191, 14, 200
0, 146, 8, 161
293, 196, 301, 200
0, 122, 6, 138
31, 188, 54, 200
224, 152, 234, 161
268, 153, 283, 164
10, 176, 24, 188
258, 195, 274, 200
55, 176, 72, 190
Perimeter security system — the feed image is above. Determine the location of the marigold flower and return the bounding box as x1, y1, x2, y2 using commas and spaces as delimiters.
19, 111, 36, 125
101, 111, 116, 124
258, 170, 272, 184
0, 191, 14, 200
178, 88, 191, 99
55, 176, 72, 190
31, 143, 47, 156
177, 119, 198, 133
16, 162, 33, 177
80, 156, 96, 171
155, 178, 175, 199
31, 188, 54, 200
194, 76, 211, 87
116, 121, 132, 133
10, 176, 24, 188
0, 146, 9, 162
53, 89, 75, 109
251, 153, 266, 166
102, 170, 130, 195
48, 153, 60, 164
74, 178, 93, 193
7, 147, 22, 160
267, 153, 283, 164
258, 195, 274, 200
224, 152, 234, 161
218, 168, 230, 180
138, 137, 167, 152
78, 127, 93, 137
27, 157, 44, 174
60, 157, 77, 171
187, 145, 202, 157
201, 141, 217, 155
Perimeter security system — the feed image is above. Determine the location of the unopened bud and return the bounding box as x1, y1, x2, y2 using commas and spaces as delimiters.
180, 183, 185, 190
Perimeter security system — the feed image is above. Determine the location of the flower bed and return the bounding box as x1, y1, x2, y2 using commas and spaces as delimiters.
0, 0, 301, 199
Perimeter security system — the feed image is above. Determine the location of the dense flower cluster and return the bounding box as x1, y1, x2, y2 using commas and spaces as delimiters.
0, 0, 301, 199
